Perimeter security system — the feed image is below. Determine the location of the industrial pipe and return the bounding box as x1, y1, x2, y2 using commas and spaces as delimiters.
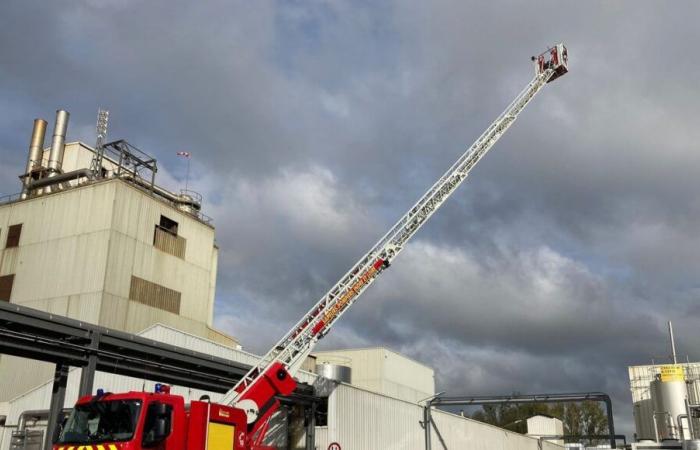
26, 169, 92, 191
21, 119, 48, 199
687, 399, 696, 440
47, 110, 69, 177
679, 413, 690, 441
426, 392, 618, 449
653, 411, 672, 442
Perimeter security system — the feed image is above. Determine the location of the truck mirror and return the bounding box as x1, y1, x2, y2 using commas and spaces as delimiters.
143, 417, 170, 447
154, 402, 169, 416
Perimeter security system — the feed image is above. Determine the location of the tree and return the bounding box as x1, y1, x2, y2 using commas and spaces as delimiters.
471, 400, 609, 446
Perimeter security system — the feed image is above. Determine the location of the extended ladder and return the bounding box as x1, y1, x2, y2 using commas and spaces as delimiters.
222, 44, 569, 417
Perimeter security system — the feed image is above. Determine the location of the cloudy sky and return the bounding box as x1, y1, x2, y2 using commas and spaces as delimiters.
2, 0, 700, 437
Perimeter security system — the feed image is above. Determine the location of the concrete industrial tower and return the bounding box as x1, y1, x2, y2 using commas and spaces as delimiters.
0, 110, 237, 404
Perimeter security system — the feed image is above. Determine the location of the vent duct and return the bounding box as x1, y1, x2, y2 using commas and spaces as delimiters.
47, 110, 70, 177
20, 119, 47, 198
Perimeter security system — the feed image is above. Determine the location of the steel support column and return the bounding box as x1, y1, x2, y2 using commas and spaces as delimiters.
604, 395, 616, 448
43, 364, 68, 450
305, 401, 316, 450
423, 405, 432, 450
78, 331, 100, 397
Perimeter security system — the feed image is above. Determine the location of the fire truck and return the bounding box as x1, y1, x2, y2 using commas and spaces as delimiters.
53, 44, 568, 450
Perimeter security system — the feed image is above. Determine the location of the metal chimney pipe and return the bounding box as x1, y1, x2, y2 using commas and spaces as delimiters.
669, 321, 678, 365
21, 119, 48, 198
47, 110, 70, 177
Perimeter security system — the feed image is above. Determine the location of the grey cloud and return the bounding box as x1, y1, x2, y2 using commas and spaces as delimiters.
3, 0, 700, 438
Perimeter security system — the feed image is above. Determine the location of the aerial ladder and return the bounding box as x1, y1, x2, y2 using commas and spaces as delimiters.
224, 43, 570, 440
54, 44, 568, 450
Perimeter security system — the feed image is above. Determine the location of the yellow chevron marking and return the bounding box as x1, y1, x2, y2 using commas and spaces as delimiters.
109, 445, 118, 450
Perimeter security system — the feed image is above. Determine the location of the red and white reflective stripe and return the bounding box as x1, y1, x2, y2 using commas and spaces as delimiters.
56, 445, 117, 450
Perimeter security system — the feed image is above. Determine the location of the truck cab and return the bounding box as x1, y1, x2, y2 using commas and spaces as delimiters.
54, 385, 248, 450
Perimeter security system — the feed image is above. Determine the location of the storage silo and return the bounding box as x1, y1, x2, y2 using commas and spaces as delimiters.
650, 365, 689, 440
315, 362, 352, 384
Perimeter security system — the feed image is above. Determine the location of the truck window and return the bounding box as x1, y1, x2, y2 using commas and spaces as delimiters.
142, 402, 173, 446
57, 400, 142, 444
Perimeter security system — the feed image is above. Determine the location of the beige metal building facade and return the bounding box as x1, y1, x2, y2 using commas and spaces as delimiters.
0, 134, 236, 404
313, 347, 435, 403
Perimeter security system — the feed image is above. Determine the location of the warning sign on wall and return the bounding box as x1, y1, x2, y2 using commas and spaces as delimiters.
660, 364, 684, 382
328, 443, 342, 450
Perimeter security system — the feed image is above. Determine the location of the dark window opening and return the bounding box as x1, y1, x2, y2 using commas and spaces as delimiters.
6, 224, 22, 248
153, 216, 186, 259
0, 274, 14, 302
315, 397, 329, 427
158, 215, 178, 236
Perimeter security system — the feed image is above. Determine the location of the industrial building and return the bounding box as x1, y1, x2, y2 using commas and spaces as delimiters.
627, 324, 700, 449
629, 362, 700, 446
0, 321, 563, 450
527, 415, 565, 447
0, 110, 236, 406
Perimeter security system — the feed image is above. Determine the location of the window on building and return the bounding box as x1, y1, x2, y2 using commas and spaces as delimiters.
315, 397, 329, 427
153, 216, 186, 259
0, 274, 15, 302
159, 215, 178, 236
129, 276, 181, 314
6, 224, 22, 248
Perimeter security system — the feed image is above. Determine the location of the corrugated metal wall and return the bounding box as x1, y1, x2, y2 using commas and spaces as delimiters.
129, 275, 182, 314
107, 181, 216, 326
153, 227, 186, 259
322, 383, 562, 450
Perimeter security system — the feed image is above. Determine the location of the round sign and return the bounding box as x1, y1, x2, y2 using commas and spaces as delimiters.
328, 443, 341, 450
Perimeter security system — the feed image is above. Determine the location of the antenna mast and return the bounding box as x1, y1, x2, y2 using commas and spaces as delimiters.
90, 108, 110, 179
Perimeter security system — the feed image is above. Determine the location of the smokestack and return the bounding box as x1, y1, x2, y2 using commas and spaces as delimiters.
47, 110, 70, 177
669, 321, 678, 364
21, 119, 48, 198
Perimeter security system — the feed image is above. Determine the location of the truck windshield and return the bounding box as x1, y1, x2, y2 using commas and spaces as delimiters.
57, 400, 142, 444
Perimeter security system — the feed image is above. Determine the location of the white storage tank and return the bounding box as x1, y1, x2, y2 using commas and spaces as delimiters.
315, 363, 352, 384
650, 365, 689, 440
